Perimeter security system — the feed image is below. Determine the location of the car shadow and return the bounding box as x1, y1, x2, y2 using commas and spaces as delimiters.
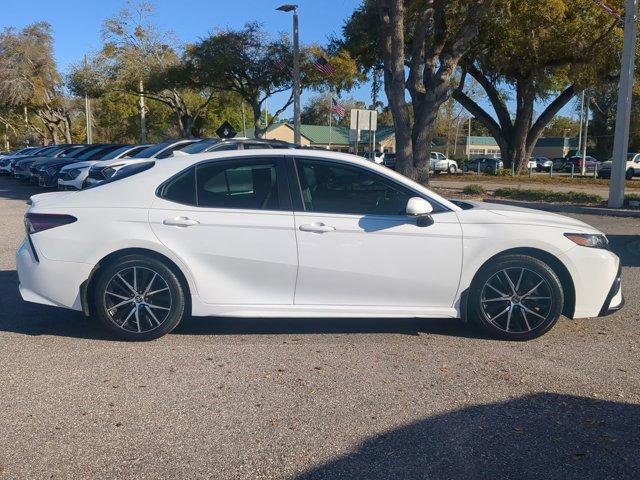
294, 393, 640, 480
0, 270, 477, 340
607, 234, 640, 267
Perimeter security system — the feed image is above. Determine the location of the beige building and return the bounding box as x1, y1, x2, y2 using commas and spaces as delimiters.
243, 122, 397, 153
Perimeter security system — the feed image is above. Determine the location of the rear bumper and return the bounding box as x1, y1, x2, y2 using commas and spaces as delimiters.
17, 238, 91, 311
599, 265, 624, 316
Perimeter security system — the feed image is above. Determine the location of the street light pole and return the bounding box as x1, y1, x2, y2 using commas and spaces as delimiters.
277, 4, 301, 145
609, 0, 638, 208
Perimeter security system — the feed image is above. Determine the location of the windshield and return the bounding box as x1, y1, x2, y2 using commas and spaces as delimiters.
99, 145, 134, 160
180, 140, 218, 154
129, 141, 173, 159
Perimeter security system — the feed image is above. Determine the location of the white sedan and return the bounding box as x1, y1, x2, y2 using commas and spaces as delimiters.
17, 150, 623, 341
57, 145, 150, 190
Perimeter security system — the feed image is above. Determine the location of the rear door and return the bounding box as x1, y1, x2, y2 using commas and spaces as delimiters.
149, 156, 298, 305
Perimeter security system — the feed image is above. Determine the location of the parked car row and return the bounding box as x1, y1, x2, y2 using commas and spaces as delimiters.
0, 137, 300, 190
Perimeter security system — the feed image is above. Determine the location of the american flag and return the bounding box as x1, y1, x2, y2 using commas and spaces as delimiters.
313, 56, 336, 76
331, 97, 346, 117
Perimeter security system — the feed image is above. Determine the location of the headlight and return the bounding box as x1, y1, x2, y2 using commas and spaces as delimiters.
102, 164, 124, 178
66, 169, 81, 179
103, 167, 116, 178
564, 233, 609, 249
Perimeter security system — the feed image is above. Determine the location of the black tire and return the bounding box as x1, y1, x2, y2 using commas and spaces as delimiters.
447, 164, 457, 174
626, 169, 634, 180
91, 254, 186, 341
462, 165, 469, 173
467, 254, 564, 340
483, 166, 493, 174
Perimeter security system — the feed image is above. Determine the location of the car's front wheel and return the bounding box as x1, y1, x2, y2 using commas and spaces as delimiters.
92, 254, 186, 340
447, 164, 457, 174
468, 254, 564, 340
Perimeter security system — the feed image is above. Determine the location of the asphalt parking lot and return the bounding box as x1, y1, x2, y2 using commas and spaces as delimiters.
0, 176, 639, 479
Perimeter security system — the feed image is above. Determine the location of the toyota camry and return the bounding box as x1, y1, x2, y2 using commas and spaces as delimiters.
17, 150, 623, 341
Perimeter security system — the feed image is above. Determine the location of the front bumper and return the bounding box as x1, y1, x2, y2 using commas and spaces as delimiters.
599, 265, 624, 316
37, 172, 58, 188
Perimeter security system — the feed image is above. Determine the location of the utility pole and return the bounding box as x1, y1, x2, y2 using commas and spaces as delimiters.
139, 79, 147, 143
84, 55, 93, 144
467, 117, 471, 160
581, 92, 589, 176
277, 4, 301, 144
241, 102, 247, 136
609, 0, 638, 208
577, 91, 585, 155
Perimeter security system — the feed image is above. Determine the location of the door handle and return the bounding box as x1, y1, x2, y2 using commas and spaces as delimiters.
299, 223, 336, 233
163, 216, 200, 227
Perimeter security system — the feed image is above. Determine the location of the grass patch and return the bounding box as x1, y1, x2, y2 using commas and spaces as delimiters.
625, 193, 640, 208
462, 184, 486, 195
434, 173, 640, 189
494, 187, 603, 204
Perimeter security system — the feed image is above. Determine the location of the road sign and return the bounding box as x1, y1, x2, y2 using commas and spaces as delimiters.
349, 109, 377, 131
216, 121, 237, 139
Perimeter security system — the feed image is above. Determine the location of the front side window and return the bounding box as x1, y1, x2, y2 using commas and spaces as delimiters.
196, 159, 280, 210
295, 159, 412, 216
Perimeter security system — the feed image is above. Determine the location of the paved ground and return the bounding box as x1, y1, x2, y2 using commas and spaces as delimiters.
0, 176, 639, 479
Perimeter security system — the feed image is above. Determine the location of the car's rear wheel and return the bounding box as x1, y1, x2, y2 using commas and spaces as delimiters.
92, 254, 186, 340
468, 254, 564, 340
462, 165, 469, 173
447, 164, 457, 174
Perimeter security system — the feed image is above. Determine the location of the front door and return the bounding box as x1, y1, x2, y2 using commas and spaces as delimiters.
149, 156, 298, 305
291, 158, 463, 308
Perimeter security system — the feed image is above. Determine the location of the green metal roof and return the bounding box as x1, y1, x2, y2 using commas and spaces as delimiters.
243, 122, 395, 145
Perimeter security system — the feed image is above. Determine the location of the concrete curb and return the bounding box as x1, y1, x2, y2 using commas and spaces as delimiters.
483, 198, 640, 218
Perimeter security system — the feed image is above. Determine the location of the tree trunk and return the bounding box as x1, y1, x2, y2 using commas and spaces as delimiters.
453, 67, 576, 173
252, 101, 266, 138
377, 0, 413, 178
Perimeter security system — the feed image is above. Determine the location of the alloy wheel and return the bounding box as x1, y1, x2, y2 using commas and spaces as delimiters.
103, 266, 172, 333
480, 267, 553, 334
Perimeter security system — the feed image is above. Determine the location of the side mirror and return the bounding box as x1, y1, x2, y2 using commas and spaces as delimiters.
406, 197, 434, 227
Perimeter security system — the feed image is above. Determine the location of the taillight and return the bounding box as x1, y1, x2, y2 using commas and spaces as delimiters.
24, 213, 77, 234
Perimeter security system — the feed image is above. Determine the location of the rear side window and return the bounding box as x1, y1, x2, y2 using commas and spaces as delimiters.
196, 160, 279, 210
159, 167, 196, 205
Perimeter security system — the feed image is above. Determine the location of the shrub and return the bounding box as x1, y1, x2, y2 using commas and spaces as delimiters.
462, 184, 486, 195
625, 193, 640, 208
494, 187, 603, 204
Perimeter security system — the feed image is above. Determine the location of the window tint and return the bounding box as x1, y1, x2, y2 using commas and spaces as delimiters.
160, 167, 196, 205
295, 159, 411, 216
196, 159, 279, 210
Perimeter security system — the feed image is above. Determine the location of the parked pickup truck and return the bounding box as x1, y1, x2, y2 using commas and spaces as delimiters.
430, 152, 458, 174
597, 153, 640, 179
